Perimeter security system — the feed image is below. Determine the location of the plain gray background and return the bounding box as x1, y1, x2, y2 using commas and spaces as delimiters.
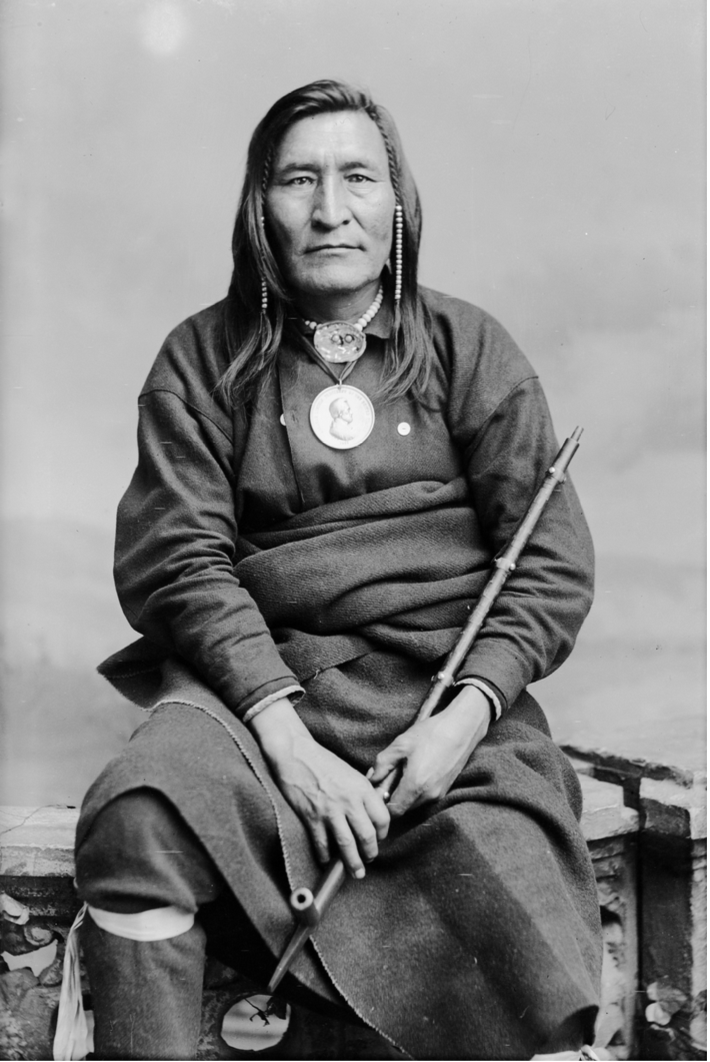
1, 0, 705, 804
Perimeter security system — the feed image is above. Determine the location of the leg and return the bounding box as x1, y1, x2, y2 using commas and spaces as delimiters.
75, 788, 224, 1060
80, 914, 206, 1061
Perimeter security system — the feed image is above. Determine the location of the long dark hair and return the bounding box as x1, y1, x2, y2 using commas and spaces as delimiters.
218, 79, 434, 407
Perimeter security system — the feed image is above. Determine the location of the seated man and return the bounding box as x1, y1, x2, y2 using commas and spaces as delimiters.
69, 79, 601, 1061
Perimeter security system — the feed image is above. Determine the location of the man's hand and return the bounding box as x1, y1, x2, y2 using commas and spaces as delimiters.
369, 685, 491, 818
250, 698, 390, 879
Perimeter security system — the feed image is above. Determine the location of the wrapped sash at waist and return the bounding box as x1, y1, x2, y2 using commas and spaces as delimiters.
235, 476, 492, 678
100, 477, 495, 701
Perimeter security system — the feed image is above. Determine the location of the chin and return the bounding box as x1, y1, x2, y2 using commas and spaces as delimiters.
296, 265, 380, 298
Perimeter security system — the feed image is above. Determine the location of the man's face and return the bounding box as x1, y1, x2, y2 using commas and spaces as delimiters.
330, 397, 353, 423
266, 111, 396, 302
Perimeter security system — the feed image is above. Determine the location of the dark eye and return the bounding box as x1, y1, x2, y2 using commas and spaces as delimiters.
286, 175, 314, 186
346, 174, 371, 183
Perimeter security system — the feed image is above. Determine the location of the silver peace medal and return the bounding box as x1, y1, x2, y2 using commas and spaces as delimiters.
309, 384, 375, 450
312, 322, 367, 363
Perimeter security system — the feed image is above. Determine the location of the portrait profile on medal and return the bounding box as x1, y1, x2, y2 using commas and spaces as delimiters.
328, 396, 355, 441
309, 383, 375, 449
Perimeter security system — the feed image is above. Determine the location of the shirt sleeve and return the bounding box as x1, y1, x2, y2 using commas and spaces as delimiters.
114, 386, 302, 719
444, 313, 595, 709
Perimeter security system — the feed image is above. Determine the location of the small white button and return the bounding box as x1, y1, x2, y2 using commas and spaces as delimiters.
397, 422, 411, 436
280, 414, 286, 426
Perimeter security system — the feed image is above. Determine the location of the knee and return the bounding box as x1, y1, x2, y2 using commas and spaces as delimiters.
76, 788, 221, 913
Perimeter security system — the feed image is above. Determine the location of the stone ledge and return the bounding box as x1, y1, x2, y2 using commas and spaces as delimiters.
0, 806, 79, 878
565, 742, 705, 791
563, 742, 707, 841
579, 775, 639, 843
640, 776, 707, 841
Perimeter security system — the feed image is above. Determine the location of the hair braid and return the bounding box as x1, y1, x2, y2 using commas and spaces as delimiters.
260, 146, 273, 204
369, 109, 402, 202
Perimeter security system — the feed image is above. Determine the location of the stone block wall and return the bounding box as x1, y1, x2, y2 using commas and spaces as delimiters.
567, 745, 707, 1061
578, 773, 639, 1059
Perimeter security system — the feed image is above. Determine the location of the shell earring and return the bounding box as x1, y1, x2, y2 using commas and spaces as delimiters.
393, 203, 403, 331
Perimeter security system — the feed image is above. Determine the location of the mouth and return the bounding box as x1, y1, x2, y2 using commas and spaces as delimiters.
306, 244, 358, 253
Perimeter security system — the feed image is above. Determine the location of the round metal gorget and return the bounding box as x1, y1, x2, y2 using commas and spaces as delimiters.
309, 385, 375, 450
312, 322, 367, 363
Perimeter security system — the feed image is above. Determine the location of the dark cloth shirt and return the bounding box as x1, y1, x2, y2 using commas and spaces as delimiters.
113, 287, 594, 719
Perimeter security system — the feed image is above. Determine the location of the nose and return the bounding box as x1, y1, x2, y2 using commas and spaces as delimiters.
312, 175, 350, 229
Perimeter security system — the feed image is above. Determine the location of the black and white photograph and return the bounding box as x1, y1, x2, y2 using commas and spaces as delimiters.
0, 2, 705, 1060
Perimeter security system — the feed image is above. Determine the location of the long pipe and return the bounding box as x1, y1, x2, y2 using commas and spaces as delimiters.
267, 427, 583, 994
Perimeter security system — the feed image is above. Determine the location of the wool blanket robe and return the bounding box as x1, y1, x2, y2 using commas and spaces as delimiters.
87, 477, 602, 1060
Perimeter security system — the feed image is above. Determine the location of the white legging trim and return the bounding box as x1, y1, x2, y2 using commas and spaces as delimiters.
88, 903, 194, 941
